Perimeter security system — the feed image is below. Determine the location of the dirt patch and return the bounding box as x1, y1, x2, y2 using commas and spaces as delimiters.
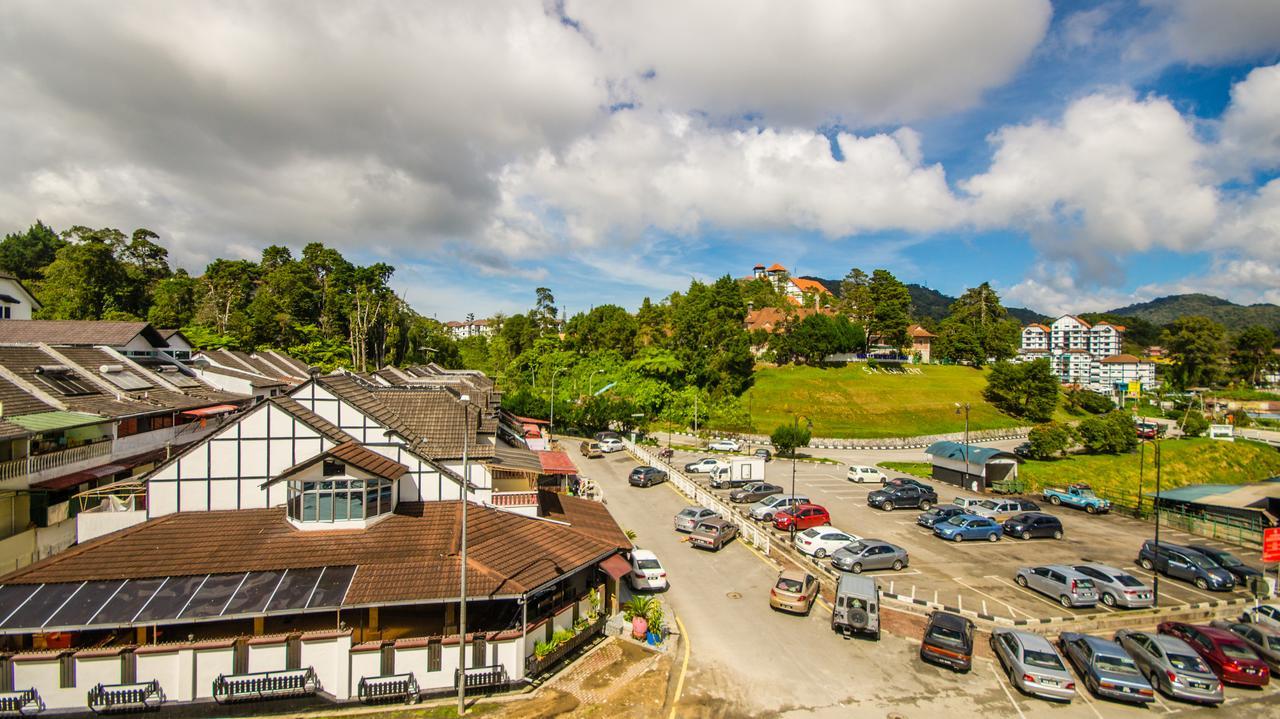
493, 689, 580, 719
581, 641, 655, 691
674, 692, 773, 719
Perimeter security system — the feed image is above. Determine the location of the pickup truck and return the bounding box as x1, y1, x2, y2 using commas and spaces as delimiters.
1042, 483, 1111, 514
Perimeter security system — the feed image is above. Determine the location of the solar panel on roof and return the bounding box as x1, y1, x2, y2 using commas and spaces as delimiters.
93, 578, 167, 624
180, 573, 247, 619
1, 582, 82, 629
33, 372, 93, 396
99, 369, 151, 391
0, 585, 41, 624
44, 579, 126, 628
307, 566, 356, 608
221, 571, 284, 616
134, 575, 206, 623
264, 568, 324, 612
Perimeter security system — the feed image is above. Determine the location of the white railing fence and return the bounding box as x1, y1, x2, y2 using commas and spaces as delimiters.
0, 441, 112, 483
626, 441, 771, 554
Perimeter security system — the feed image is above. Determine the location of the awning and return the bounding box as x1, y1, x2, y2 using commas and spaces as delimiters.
181, 404, 238, 418
514, 415, 549, 425
538, 450, 577, 475
488, 444, 543, 473
7, 411, 107, 433
33, 464, 127, 492
600, 554, 631, 581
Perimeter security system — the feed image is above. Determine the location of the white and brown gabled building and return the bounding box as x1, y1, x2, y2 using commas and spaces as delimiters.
750, 263, 832, 307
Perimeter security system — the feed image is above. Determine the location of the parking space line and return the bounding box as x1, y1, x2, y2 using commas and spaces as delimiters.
1127, 568, 1221, 602
1150, 692, 1177, 714
988, 663, 1028, 719
987, 575, 1087, 614
1074, 675, 1107, 719
953, 577, 1035, 620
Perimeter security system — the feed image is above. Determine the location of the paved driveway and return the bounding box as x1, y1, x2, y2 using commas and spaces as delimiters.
577, 450, 1280, 718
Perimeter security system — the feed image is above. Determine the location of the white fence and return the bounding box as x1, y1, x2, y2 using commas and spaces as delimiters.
626, 441, 771, 554
0, 441, 112, 483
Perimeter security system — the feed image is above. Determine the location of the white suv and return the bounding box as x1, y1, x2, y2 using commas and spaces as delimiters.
846, 466, 887, 483
707, 439, 742, 452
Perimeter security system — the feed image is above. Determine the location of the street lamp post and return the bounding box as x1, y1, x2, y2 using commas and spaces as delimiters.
550, 367, 565, 438
1152, 441, 1163, 607
590, 369, 604, 395
955, 403, 971, 484
457, 394, 471, 716
790, 415, 812, 541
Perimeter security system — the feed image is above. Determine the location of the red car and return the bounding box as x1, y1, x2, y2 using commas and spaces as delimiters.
773, 503, 830, 531
1159, 622, 1270, 687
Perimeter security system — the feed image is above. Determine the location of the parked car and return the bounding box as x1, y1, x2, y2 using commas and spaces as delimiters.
1187, 545, 1263, 585
773, 503, 831, 532
831, 539, 909, 574
867, 484, 937, 511
1002, 512, 1063, 540
991, 628, 1076, 702
753, 448, 772, 462
707, 438, 742, 452
628, 466, 668, 487
920, 611, 974, 672
673, 506, 719, 533
846, 465, 887, 483
1114, 629, 1223, 705
886, 477, 933, 492
1137, 540, 1235, 591
1159, 622, 1270, 687
1015, 565, 1099, 608
831, 574, 880, 639
1013, 441, 1033, 458
628, 550, 668, 591
748, 494, 810, 522
971, 497, 1041, 520
1042, 483, 1111, 514
1072, 564, 1154, 609
1136, 421, 1159, 439
933, 514, 1002, 542
769, 569, 818, 614
688, 517, 738, 552
950, 497, 985, 512
1242, 604, 1280, 632
1058, 632, 1154, 704
793, 526, 858, 558
729, 481, 783, 504
1210, 620, 1280, 672
684, 457, 730, 474
579, 440, 602, 458
599, 437, 624, 453
594, 431, 621, 442
917, 505, 967, 528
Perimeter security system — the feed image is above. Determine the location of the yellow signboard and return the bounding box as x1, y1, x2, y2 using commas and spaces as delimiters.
1126, 382, 1141, 398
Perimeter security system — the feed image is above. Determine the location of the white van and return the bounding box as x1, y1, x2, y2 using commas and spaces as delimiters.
846, 466, 887, 484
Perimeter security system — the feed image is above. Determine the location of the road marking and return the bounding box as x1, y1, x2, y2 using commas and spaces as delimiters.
987, 575, 1085, 614
989, 663, 1028, 719
1127, 568, 1220, 602
954, 577, 1035, 619
1150, 692, 1177, 714
1074, 675, 1107, 719
669, 614, 690, 719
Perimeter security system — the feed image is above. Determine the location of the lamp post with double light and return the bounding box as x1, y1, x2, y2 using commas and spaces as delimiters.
954, 402, 971, 484
789, 415, 812, 541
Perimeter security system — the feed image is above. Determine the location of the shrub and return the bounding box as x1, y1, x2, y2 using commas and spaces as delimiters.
1026, 422, 1074, 459
1077, 411, 1139, 454
551, 628, 575, 647
771, 423, 812, 458
622, 595, 655, 622
534, 640, 553, 659
1065, 388, 1114, 415
1182, 411, 1210, 437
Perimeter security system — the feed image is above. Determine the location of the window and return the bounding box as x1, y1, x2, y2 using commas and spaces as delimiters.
323, 460, 346, 476
0, 306, 9, 320
288, 477, 394, 523
472, 638, 486, 667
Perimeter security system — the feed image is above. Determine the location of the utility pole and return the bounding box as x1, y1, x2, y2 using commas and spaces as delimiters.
955, 403, 971, 484
457, 394, 471, 715
1152, 441, 1162, 607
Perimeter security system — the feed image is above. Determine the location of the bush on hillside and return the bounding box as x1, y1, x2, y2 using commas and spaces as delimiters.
1077, 411, 1139, 454
1182, 411, 1210, 437
1026, 422, 1075, 459
1064, 388, 1115, 415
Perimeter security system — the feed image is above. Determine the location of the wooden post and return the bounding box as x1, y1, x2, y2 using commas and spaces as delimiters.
253, 617, 265, 636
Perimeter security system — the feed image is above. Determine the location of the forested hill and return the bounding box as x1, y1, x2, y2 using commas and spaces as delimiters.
800, 275, 1047, 325
1106, 294, 1280, 334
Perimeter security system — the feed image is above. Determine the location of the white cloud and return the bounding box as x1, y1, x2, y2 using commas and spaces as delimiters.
1211, 178, 1280, 260
488, 111, 965, 250
570, 0, 1051, 127
963, 92, 1220, 278
1217, 63, 1280, 177
1139, 0, 1280, 65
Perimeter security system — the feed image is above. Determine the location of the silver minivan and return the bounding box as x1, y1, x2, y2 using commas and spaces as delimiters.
1015, 565, 1099, 608
749, 494, 811, 522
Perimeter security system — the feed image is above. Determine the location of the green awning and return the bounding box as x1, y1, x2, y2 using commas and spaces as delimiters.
7, 411, 108, 433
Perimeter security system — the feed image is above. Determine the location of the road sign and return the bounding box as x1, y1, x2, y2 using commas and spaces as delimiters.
1264, 527, 1280, 563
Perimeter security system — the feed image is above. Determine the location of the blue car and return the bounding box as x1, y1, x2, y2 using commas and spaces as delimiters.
933, 513, 1002, 543
917, 505, 967, 528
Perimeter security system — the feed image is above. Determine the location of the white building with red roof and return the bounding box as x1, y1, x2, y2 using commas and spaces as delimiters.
750, 263, 832, 306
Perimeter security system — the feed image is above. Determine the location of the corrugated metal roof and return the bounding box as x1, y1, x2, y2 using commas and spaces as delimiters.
7, 410, 108, 432
1147, 484, 1238, 501
925, 441, 1022, 465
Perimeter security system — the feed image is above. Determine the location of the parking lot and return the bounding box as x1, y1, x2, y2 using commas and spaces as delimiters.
662, 446, 1258, 621
578, 447, 1280, 718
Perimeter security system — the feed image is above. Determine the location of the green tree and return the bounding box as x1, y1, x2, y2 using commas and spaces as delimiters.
1232, 326, 1276, 385
1026, 422, 1074, 459
668, 276, 753, 396
635, 297, 669, 347
1064, 388, 1115, 415
534, 287, 558, 336
1181, 410, 1210, 437
770, 422, 812, 458
0, 221, 66, 280
147, 270, 198, 328
565, 304, 639, 358
838, 268, 873, 330
1076, 411, 1139, 454
34, 228, 131, 319
1163, 316, 1227, 388
934, 283, 1020, 366
983, 359, 1059, 422
867, 269, 912, 351
197, 259, 259, 335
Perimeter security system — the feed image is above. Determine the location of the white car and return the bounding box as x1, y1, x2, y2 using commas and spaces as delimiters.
684, 457, 730, 474
951, 497, 985, 511
748, 494, 810, 522
628, 549, 668, 591
674, 506, 719, 532
1243, 604, 1280, 632
846, 466, 887, 483
794, 527, 861, 558
599, 437, 624, 453
707, 439, 741, 452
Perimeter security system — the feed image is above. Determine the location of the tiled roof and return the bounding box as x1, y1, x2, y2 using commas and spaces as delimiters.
326, 441, 408, 481
370, 387, 495, 460
789, 277, 831, 294
1024, 323, 1051, 332
767, 263, 786, 272
0, 502, 627, 605
199, 364, 287, 389
908, 324, 937, 338
317, 374, 424, 446
0, 320, 166, 347
744, 306, 833, 333
537, 492, 633, 548
1100, 354, 1144, 364
0, 374, 56, 417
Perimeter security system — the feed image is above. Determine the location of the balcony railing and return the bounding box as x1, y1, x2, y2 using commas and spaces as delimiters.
490, 491, 538, 508
0, 441, 111, 483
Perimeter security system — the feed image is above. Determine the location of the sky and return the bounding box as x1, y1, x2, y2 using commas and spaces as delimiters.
1, 1, 1279, 321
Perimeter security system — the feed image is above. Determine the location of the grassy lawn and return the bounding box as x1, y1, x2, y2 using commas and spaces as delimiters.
744, 364, 1062, 438
880, 461, 933, 478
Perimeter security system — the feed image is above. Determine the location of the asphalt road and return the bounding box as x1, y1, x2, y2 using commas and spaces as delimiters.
579, 449, 1280, 718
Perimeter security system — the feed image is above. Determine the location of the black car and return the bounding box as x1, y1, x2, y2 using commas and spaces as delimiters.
1188, 545, 1263, 585
920, 611, 974, 672
1002, 512, 1063, 540
868, 484, 938, 511
917, 505, 966, 528
1013, 441, 1033, 458
754, 448, 772, 462
628, 466, 668, 487
594, 430, 622, 442
885, 477, 933, 492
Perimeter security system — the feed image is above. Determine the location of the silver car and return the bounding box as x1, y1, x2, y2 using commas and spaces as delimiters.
748, 494, 810, 522
831, 539, 909, 574
1114, 630, 1223, 705
1072, 564, 1154, 609
1210, 620, 1280, 671
674, 506, 719, 533
1015, 565, 1098, 608
1058, 632, 1154, 704
991, 628, 1076, 702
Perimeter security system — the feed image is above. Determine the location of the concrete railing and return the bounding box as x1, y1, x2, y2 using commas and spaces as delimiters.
0, 441, 111, 483
667, 425, 1031, 452
627, 441, 771, 554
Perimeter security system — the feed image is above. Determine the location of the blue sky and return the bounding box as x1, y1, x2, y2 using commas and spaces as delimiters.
1, 1, 1278, 319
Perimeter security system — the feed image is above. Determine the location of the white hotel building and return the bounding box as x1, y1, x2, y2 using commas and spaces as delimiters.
1019, 316, 1154, 394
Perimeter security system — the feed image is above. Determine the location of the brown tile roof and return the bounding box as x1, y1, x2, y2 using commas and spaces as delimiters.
1024, 323, 1051, 332
908, 324, 937, 338
744, 306, 834, 333
0, 320, 167, 347
537, 492, 632, 548
1100, 354, 1145, 364
0, 374, 56, 418
0, 502, 626, 605
767, 263, 786, 272
199, 364, 287, 389
273, 441, 408, 485
789, 277, 831, 295
370, 387, 495, 460
317, 374, 424, 445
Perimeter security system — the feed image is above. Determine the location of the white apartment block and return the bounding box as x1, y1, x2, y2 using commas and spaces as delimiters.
1019, 315, 1151, 394
445, 319, 494, 339
1091, 354, 1157, 393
